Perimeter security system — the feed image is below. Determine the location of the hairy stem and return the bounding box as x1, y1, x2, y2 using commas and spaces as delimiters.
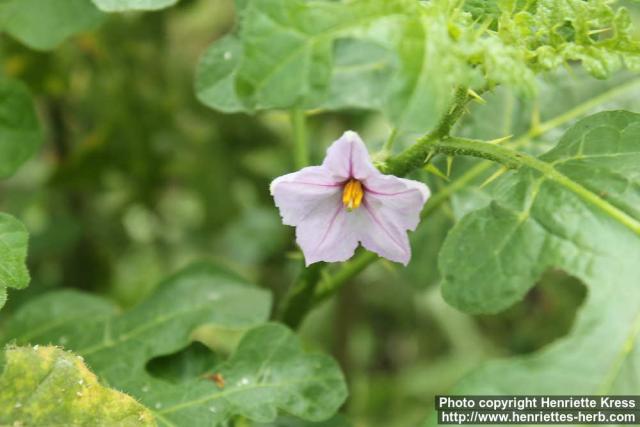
382, 86, 469, 176
433, 137, 640, 234
279, 262, 326, 328
303, 78, 640, 313
282, 87, 473, 326
314, 250, 379, 303
423, 137, 522, 169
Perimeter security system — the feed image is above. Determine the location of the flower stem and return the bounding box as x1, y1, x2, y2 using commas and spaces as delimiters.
291, 108, 309, 168
294, 78, 640, 322
313, 250, 379, 303
278, 262, 326, 329
277, 87, 474, 328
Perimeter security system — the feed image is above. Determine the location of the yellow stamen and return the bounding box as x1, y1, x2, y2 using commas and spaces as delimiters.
342, 179, 364, 211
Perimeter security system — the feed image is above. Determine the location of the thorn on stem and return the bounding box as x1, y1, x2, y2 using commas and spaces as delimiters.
488, 135, 513, 145
467, 88, 487, 104
423, 163, 449, 181
480, 166, 508, 189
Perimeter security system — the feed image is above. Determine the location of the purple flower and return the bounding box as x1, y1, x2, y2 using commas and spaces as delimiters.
270, 131, 430, 266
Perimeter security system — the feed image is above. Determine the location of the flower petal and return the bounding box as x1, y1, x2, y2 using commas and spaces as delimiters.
358, 174, 430, 265
295, 195, 359, 266
270, 166, 342, 226
322, 131, 378, 181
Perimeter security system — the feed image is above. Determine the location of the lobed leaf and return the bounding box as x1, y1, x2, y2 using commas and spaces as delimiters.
154, 323, 347, 425
0, 213, 29, 311
2, 263, 347, 426
196, 0, 460, 133
433, 111, 640, 409
197, 0, 639, 133
0, 345, 155, 426
495, 0, 640, 79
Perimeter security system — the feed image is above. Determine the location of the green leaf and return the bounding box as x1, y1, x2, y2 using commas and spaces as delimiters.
195, 34, 246, 113
197, 0, 639, 133
435, 111, 640, 398
92, 0, 179, 12
146, 342, 220, 384
158, 323, 347, 424
0, 0, 104, 50
197, 0, 458, 133
256, 414, 353, 427
496, 0, 640, 79
319, 38, 394, 111
0, 79, 42, 179
0, 345, 155, 426
0, 213, 29, 311
195, 35, 395, 114
450, 71, 640, 220
463, 0, 500, 20
3, 263, 347, 425
383, 7, 455, 133
3, 290, 119, 344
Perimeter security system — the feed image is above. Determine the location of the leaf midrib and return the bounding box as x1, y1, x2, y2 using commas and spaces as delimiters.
158, 374, 339, 416
77, 288, 259, 356
435, 137, 640, 236
241, 3, 410, 97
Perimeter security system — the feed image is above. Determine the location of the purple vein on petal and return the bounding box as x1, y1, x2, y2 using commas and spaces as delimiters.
363, 200, 408, 255
278, 181, 342, 188
348, 139, 355, 178
297, 193, 338, 224
313, 203, 344, 254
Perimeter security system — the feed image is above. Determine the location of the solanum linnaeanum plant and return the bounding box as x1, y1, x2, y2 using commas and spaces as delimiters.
0, 0, 640, 426
270, 131, 429, 266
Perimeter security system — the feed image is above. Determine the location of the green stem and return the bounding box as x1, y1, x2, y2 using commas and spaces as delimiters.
291, 108, 309, 169
434, 86, 471, 137
279, 87, 472, 327
304, 78, 640, 311
278, 262, 326, 328
314, 250, 379, 303
427, 137, 640, 236
382, 86, 469, 176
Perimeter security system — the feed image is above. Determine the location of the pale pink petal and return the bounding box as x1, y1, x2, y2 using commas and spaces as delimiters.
357, 174, 430, 265
322, 131, 378, 181
270, 166, 342, 226
363, 174, 430, 231
271, 130, 431, 266
294, 194, 359, 266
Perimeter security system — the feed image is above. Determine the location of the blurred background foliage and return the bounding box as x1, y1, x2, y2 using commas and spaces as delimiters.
0, 1, 639, 426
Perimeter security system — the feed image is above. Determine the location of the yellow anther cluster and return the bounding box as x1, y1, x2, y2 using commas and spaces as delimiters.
342, 179, 364, 211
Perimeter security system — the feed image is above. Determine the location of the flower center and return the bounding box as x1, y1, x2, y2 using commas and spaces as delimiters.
342, 179, 364, 211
